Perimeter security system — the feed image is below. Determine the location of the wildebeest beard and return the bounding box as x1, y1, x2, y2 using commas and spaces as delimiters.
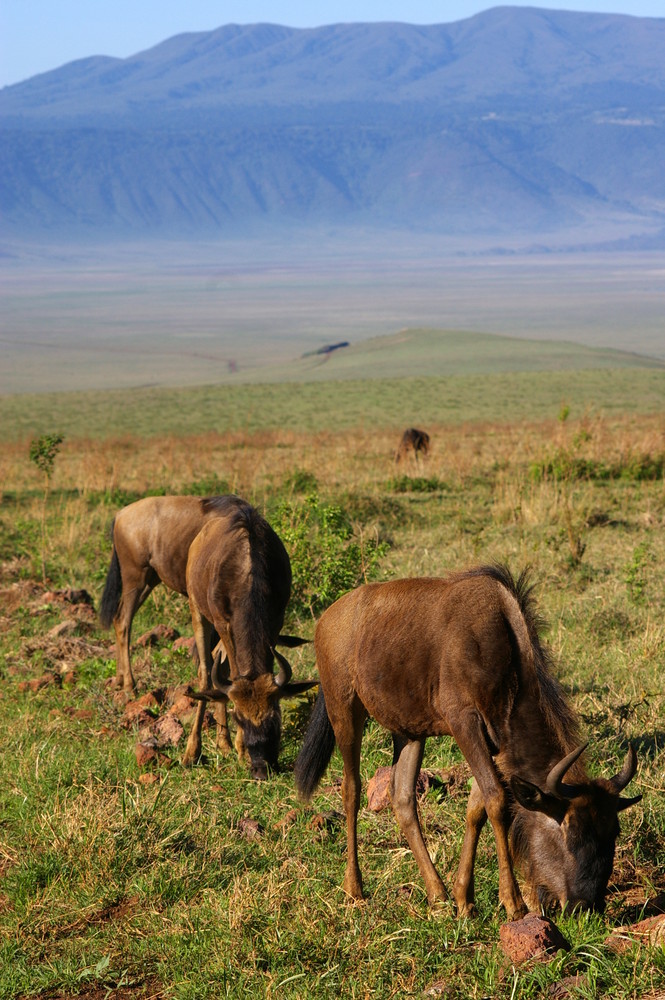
234, 706, 282, 780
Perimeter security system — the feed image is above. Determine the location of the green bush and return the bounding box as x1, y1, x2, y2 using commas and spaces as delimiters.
386, 475, 447, 493
269, 493, 388, 620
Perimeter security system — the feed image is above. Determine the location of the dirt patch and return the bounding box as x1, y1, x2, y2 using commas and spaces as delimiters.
49, 896, 141, 941
18, 976, 165, 1000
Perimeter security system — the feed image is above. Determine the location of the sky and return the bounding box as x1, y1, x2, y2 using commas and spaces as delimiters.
1, 0, 663, 90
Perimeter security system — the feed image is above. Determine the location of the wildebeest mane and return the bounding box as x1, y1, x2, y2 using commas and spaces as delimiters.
453, 563, 581, 758
202, 495, 290, 668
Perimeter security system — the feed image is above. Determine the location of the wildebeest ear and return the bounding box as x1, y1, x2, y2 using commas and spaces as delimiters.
277, 634, 311, 648
510, 776, 564, 819
277, 679, 319, 699
186, 684, 231, 703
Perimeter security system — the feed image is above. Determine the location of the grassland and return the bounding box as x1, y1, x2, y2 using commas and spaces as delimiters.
0, 374, 664, 999
2, 247, 664, 394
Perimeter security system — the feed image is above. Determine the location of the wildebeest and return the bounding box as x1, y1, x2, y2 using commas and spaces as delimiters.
181, 498, 317, 775
294, 565, 640, 917
100, 494, 314, 776
395, 427, 430, 463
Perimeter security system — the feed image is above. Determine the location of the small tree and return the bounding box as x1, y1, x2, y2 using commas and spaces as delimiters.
29, 433, 64, 583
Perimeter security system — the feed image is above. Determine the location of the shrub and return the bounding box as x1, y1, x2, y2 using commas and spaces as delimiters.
269, 493, 388, 620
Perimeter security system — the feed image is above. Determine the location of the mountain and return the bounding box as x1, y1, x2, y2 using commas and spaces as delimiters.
1, 7, 664, 242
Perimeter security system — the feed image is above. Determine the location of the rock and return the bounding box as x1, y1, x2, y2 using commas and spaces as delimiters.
274, 808, 299, 834
548, 975, 588, 998
139, 773, 160, 785
123, 691, 163, 722
48, 620, 78, 639
366, 765, 437, 812
19, 673, 59, 693
499, 913, 570, 964
43, 587, 93, 606
238, 817, 264, 840
136, 625, 180, 647
173, 636, 196, 655
167, 694, 198, 721
307, 811, 342, 838
135, 742, 159, 767
154, 713, 184, 747
606, 913, 665, 953
367, 766, 392, 811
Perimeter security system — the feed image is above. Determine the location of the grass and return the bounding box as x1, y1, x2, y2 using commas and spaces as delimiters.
0, 393, 664, 998
2, 367, 665, 442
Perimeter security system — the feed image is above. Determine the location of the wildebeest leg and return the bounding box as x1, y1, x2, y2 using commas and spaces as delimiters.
453, 778, 487, 917
113, 575, 157, 693
183, 606, 213, 767
452, 711, 527, 920
339, 700, 367, 900
390, 737, 447, 905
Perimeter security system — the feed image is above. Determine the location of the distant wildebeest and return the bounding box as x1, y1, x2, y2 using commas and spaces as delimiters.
395, 427, 430, 463
100, 494, 314, 776
294, 565, 640, 917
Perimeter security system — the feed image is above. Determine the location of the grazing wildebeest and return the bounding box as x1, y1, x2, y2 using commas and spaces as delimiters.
294, 565, 640, 917
395, 427, 430, 463
100, 494, 313, 775
181, 498, 317, 775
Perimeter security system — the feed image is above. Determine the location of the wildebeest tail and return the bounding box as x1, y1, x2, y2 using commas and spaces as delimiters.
99, 540, 122, 629
294, 688, 336, 801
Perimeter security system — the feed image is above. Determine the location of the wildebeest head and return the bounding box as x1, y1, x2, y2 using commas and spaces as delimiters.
194, 646, 317, 780
510, 744, 641, 912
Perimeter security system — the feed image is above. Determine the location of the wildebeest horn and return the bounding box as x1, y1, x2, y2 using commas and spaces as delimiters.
273, 647, 292, 687
277, 634, 311, 648
609, 744, 638, 793
211, 646, 230, 689
545, 743, 588, 800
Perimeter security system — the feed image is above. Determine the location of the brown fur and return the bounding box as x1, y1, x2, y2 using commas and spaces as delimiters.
294, 565, 640, 917
100, 493, 315, 777
183, 498, 317, 776
395, 427, 430, 463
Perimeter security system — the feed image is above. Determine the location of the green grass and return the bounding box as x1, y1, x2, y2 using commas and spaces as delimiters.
1, 402, 664, 999
2, 367, 665, 442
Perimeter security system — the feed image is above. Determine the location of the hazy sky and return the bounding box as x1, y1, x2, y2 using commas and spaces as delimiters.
1, 1, 663, 89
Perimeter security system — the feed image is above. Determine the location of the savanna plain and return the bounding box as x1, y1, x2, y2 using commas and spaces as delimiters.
1, 351, 664, 998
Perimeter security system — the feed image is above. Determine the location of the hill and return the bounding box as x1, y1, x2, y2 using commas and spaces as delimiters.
246, 328, 665, 383
1, 8, 664, 244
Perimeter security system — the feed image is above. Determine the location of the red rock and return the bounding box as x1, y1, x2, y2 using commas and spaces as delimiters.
48, 620, 78, 639
173, 636, 196, 654
123, 691, 163, 721
25, 674, 58, 693
62, 587, 93, 606
238, 817, 264, 840
548, 975, 588, 998
367, 766, 392, 811
136, 625, 180, 647
135, 742, 158, 767
274, 808, 299, 833
606, 913, 665, 953
167, 694, 198, 720
499, 913, 570, 964
366, 766, 436, 812
139, 772, 159, 785
307, 811, 342, 837
154, 713, 184, 747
